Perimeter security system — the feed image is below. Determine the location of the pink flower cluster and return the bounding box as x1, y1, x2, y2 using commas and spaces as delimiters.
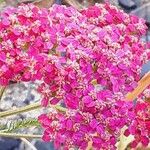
0, 3, 150, 149
124, 88, 150, 149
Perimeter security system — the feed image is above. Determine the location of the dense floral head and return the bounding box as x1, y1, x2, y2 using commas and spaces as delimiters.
0, 3, 150, 150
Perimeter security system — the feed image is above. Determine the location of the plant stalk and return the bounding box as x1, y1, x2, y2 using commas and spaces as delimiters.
0, 132, 42, 139
0, 86, 6, 101
0, 102, 41, 118
126, 71, 150, 101
21, 138, 38, 150
0, 102, 66, 118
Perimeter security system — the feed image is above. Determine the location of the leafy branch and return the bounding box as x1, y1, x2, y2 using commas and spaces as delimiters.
0, 118, 40, 133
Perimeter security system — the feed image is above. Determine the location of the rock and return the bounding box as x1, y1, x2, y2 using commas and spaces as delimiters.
142, 61, 150, 77
118, 0, 137, 10
35, 141, 54, 150
131, 2, 150, 24
0, 138, 20, 150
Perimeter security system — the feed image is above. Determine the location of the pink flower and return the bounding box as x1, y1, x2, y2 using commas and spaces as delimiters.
0, 52, 6, 62
141, 136, 149, 147
2, 18, 10, 26
66, 119, 73, 130
0, 3, 150, 149
50, 98, 60, 105
82, 6, 101, 18
42, 134, 51, 142
65, 93, 79, 109
41, 97, 49, 107
82, 96, 93, 104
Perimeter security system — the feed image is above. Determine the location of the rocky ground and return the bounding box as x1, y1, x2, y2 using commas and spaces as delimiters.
0, 82, 55, 150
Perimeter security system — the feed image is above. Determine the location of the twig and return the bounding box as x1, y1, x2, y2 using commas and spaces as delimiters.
33, 0, 55, 8
126, 71, 150, 101
65, 0, 85, 10
21, 138, 37, 150
86, 141, 93, 150
117, 127, 134, 150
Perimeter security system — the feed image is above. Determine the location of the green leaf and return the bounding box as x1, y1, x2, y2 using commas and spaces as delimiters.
0, 118, 40, 133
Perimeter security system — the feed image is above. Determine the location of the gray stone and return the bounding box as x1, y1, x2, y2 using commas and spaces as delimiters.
141, 61, 150, 76
0, 138, 20, 150
118, 0, 137, 9
35, 141, 54, 150
131, 2, 150, 24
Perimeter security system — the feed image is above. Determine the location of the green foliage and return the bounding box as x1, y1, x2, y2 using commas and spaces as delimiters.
0, 0, 4, 3
0, 118, 40, 133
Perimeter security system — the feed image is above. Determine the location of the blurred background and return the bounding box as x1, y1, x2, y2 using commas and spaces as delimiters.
0, 0, 150, 150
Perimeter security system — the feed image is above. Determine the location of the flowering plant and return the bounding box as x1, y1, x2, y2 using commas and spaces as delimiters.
0, 2, 150, 150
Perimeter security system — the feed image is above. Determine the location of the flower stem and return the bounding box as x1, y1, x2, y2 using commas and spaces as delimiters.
21, 138, 38, 150
0, 102, 41, 118
0, 86, 6, 102
0, 102, 66, 118
54, 105, 67, 112
0, 132, 42, 139
126, 71, 150, 101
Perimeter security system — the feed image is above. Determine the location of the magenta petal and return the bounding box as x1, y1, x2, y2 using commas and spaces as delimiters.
42, 134, 51, 142
66, 119, 73, 130
2, 18, 10, 26
90, 119, 98, 129
141, 136, 149, 147
124, 129, 130, 137
41, 98, 49, 107
50, 98, 60, 105
38, 114, 47, 121
130, 140, 138, 148
82, 96, 93, 104
93, 137, 102, 144
0, 52, 6, 62
96, 125, 104, 134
